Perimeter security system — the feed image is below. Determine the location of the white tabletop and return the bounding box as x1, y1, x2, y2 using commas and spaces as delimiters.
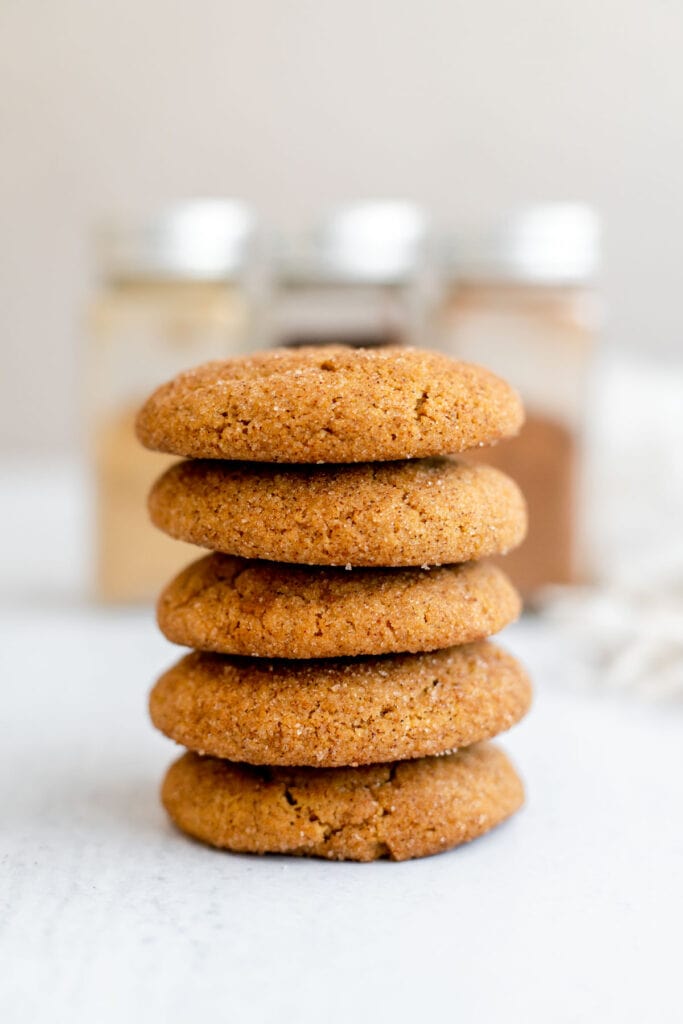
2, 455, 682, 1022
2, 600, 682, 1024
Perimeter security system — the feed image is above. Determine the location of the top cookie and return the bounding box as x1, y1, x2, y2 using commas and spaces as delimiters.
135, 346, 523, 463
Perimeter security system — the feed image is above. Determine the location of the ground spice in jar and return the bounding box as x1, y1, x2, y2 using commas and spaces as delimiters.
94, 406, 200, 601
436, 204, 600, 595
466, 412, 577, 596
269, 201, 428, 351
88, 200, 256, 602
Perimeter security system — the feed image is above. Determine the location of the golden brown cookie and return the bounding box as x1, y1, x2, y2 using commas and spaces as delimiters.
149, 642, 531, 767
161, 743, 524, 861
157, 554, 521, 658
136, 346, 524, 463
148, 457, 527, 567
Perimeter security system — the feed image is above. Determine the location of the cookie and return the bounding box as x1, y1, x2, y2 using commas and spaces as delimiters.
136, 346, 524, 463
157, 554, 521, 658
161, 743, 524, 861
148, 458, 527, 567
149, 642, 531, 767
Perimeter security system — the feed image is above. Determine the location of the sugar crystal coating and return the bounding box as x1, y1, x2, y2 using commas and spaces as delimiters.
161, 742, 525, 861
150, 642, 532, 767
136, 346, 524, 464
148, 457, 528, 567
157, 554, 521, 658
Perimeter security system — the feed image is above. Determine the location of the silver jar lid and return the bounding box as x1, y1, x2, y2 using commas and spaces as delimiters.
449, 203, 600, 284
98, 199, 255, 282
281, 200, 428, 284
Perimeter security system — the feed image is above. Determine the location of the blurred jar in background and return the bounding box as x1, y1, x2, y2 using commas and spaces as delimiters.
88, 199, 256, 602
268, 201, 428, 348
437, 204, 601, 597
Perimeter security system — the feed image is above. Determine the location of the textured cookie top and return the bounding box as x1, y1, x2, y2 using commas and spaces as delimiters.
136, 346, 524, 463
161, 743, 524, 861
149, 642, 531, 767
148, 457, 527, 567
158, 554, 521, 658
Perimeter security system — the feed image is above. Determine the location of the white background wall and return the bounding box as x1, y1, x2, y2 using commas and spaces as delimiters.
2, 0, 682, 453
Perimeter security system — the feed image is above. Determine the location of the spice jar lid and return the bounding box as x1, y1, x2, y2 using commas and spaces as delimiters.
97, 199, 255, 282
280, 201, 428, 284
447, 203, 600, 285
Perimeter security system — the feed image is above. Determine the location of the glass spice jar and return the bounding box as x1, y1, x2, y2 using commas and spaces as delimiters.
436, 204, 602, 597
267, 201, 429, 349
87, 199, 256, 602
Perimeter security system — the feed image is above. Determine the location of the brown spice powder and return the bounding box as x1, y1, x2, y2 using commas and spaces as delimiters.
467, 413, 576, 595
95, 407, 199, 601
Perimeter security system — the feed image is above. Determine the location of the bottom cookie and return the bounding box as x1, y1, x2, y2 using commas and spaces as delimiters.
161, 743, 524, 862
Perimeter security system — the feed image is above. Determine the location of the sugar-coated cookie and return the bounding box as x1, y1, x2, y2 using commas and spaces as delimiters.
149, 643, 531, 767
136, 346, 523, 464
157, 554, 521, 658
148, 457, 527, 567
161, 743, 524, 861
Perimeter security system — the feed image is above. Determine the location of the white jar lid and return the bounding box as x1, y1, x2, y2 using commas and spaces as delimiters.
281, 201, 428, 284
98, 199, 255, 282
450, 203, 600, 285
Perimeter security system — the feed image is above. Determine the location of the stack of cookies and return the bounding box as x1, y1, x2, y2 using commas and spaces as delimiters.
136, 346, 531, 862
